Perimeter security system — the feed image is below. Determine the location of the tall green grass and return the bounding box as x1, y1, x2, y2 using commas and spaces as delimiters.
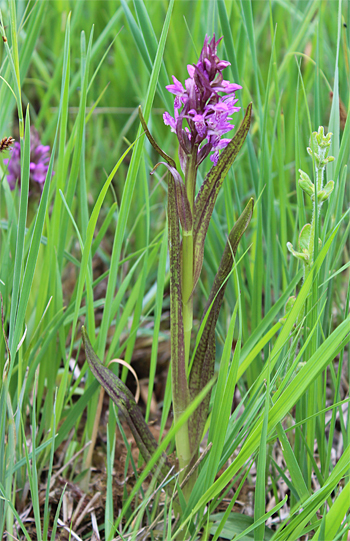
0, 0, 349, 539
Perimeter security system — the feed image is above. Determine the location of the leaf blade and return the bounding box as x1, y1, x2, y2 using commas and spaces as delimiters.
192, 103, 252, 290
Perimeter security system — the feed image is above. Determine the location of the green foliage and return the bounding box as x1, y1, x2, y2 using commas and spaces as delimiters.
0, 0, 349, 540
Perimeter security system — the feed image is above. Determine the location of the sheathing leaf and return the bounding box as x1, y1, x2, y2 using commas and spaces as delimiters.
82, 328, 172, 480
139, 108, 193, 233
138, 107, 190, 426
156, 162, 192, 233
189, 199, 254, 448
173, 174, 192, 234
167, 173, 190, 417
192, 103, 252, 291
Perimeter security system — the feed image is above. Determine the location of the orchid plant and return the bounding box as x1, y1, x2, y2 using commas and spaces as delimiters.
82, 35, 253, 500
287, 127, 334, 274
284, 127, 334, 365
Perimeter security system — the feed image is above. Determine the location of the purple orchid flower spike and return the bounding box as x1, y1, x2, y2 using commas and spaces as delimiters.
3, 126, 53, 193
163, 34, 242, 169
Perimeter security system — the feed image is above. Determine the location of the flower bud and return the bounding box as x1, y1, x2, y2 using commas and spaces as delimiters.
317, 180, 334, 203
321, 155, 335, 166
298, 170, 314, 197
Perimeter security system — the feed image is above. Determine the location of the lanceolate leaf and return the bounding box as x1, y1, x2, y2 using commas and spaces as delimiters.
138, 105, 176, 168
82, 327, 173, 481
188, 315, 216, 452
194, 103, 252, 227
167, 172, 190, 420
139, 108, 193, 233
192, 103, 252, 291
203, 198, 254, 317
188, 198, 254, 450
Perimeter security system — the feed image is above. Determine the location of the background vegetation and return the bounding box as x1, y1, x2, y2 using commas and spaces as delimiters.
0, 0, 349, 539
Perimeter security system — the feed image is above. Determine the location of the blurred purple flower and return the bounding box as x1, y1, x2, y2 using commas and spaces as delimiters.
3, 127, 53, 192
163, 35, 242, 168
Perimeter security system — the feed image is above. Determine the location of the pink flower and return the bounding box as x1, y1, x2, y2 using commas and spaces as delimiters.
163, 35, 241, 167
4, 127, 53, 193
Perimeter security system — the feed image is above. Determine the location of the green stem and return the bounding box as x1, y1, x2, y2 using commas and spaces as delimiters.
182, 147, 197, 374
175, 423, 192, 481
307, 149, 326, 271
305, 151, 325, 488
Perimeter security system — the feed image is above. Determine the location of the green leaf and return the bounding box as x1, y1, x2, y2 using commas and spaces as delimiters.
298, 170, 314, 198
167, 170, 190, 425
299, 223, 311, 251
82, 327, 173, 482
286, 242, 309, 264
193, 103, 252, 291
254, 361, 270, 541
188, 198, 253, 450
154, 162, 192, 234
8, 108, 30, 356
312, 481, 350, 541
139, 107, 194, 238
97, 0, 174, 360
8, 118, 58, 378
69, 139, 136, 365
210, 512, 274, 540
318, 180, 334, 202
138, 105, 176, 168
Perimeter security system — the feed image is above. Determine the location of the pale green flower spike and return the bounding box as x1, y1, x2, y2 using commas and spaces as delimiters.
287, 126, 334, 274
282, 127, 336, 376
284, 125, 335, 352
